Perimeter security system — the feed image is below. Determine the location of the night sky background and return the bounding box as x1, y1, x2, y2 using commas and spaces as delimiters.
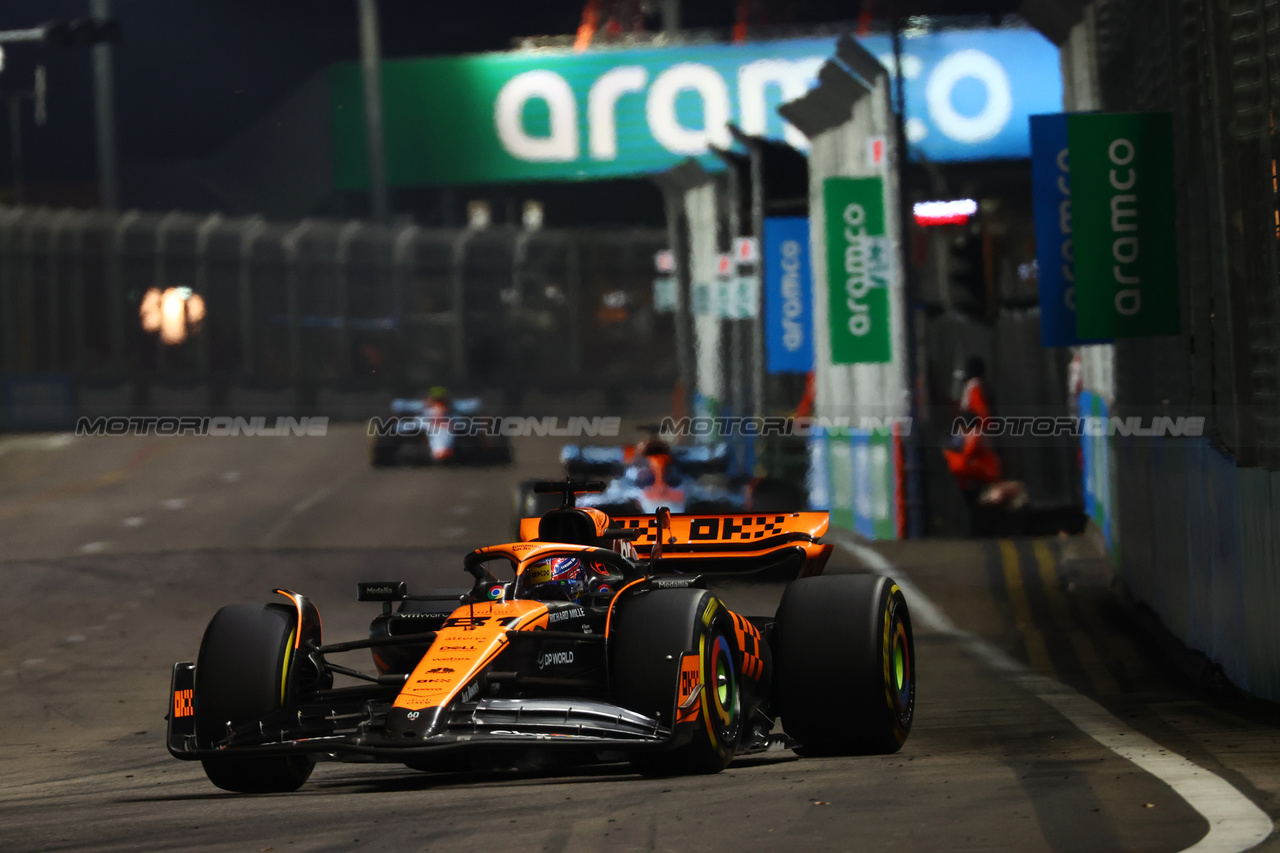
0, 0, 1019, 218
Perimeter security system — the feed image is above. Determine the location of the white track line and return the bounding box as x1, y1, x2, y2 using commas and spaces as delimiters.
259, 478, 348, 547
830, 531, 1274, 853
0, 434, 74, 456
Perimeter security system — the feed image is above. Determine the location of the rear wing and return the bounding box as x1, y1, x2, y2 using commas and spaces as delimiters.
518, 511, 831, 577
391, 397, 482, 414
560, 443, 730, 477
560, 445, 627, 476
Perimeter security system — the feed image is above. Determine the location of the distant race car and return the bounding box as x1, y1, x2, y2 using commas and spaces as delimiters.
369, 392, 512, 467
514, 430, 805, 523
166, 480, 915, 793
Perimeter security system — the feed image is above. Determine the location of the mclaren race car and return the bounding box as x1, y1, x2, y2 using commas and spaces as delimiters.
167, 480, 914, 793
369, 390, 512, 467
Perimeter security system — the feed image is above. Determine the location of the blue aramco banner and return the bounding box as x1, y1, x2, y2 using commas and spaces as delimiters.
1030, 112, 1113, 346
764, 217, 814, 374
1030, 113, 1079, 347
330, 28, 1063, 187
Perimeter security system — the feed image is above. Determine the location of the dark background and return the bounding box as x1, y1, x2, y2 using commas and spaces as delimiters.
0, 1, 1019, 200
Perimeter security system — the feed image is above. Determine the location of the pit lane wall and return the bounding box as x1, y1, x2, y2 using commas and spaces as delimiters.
1059, 0, 1280, 702
782, 38, 909, 540
1081, 398, 1280, 701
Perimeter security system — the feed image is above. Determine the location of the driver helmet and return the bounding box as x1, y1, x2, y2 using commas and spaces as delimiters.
525, 556, 587, 602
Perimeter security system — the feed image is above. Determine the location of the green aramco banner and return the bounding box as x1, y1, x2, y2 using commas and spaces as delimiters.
327, 32, 1061, 187
823, 177, 892, 364
327, 42, 834, 188
1067, 112, 1179, 338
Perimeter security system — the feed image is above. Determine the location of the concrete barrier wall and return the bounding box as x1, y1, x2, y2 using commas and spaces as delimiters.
1087, 417, 1280, 701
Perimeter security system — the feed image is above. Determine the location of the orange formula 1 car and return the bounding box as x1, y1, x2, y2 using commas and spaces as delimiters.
166, 480, 914, 793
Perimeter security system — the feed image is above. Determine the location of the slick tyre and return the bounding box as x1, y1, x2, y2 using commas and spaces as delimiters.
611, 589, 742, 775
774, 574, 914, 755
194, 603, 315, 793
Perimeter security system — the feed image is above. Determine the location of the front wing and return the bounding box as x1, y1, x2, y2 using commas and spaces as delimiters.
167, 662, 675, 762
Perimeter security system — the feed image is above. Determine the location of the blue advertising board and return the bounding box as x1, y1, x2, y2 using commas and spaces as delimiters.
874, 27, 1061, 162
763, 217, 814, 374
0, 373, 76, 431
1080, 391, 1114, 549
1030, 113, 1109, 346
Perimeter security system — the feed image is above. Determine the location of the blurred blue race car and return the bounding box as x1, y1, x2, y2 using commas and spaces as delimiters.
514, 431, 804, 521
369, 390, 512, 467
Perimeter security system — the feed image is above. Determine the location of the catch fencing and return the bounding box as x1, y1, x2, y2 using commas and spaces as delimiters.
1085, 0, 1280, 469
0, 208, 669, 420
1065, 0, 1280, 701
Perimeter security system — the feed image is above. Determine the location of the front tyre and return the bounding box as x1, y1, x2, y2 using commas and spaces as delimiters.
774, 574, 914, 755
611, 590, 742, 775
194, 603, 315, 793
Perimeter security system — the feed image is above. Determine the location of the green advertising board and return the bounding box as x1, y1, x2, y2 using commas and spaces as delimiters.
823, 177, 892, 364
1067, 112, 1179, 338
326, 33, 1062, 188
327, 41, 836, 188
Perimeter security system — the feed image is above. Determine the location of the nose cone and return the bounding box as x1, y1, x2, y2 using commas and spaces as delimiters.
384, 704, 443, 742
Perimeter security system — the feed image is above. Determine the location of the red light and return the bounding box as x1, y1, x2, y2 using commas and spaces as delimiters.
912, 199, 977, 227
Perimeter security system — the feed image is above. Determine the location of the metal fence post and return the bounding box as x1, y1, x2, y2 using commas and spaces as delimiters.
282, 220, 314, 382
47, 209, 74, 370
391, 223, 420, 386
0, 210, 19, 371
511, 229, 533, 308
357, 0, 389, 223
449, 229, 474, 382
237, 216, 266, 379
391, 223, 419, 331
89, 0, 120, 211
68, 212, 86, 372
152, 211, 183, 376
335, 220, 362, 378
193, 212, 222, 379
108, 210, 139, 376
722, 165, 746, 469
19, 210, 47, 370
566, 237, 583, 380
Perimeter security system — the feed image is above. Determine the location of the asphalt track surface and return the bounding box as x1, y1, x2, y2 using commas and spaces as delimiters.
1, 426, 1279, 852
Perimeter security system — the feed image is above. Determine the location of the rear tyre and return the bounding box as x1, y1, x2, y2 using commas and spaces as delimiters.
774, 574, 914, 755
195, 603, 315, 793
611, 589, 742, 775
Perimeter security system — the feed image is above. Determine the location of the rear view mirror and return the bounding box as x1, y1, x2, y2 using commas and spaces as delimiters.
357, 581, 407, 602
